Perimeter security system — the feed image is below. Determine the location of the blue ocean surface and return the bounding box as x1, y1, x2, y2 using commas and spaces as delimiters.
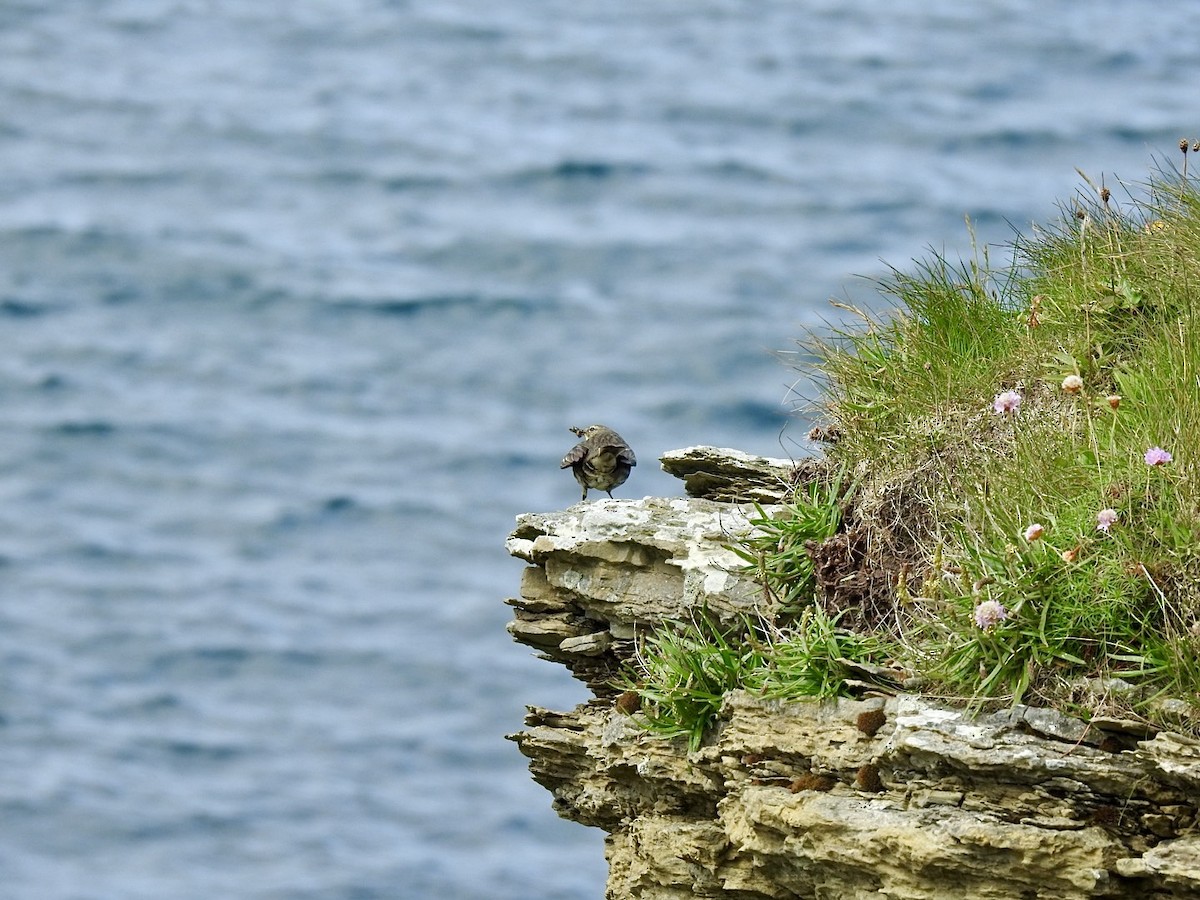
1, 2, 1197, 898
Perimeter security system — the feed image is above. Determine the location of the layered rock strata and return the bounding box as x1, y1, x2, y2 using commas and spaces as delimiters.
505, 447, 1200, 899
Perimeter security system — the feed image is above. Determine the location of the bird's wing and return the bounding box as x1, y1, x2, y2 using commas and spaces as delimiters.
593, 442, 636, 466
561, 444, 587, 468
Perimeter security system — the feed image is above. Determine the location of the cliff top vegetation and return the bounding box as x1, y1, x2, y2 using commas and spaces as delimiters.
631, 151, 1200, 749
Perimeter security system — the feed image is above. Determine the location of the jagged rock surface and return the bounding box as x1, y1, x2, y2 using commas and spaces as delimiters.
505, 448, 1200, 899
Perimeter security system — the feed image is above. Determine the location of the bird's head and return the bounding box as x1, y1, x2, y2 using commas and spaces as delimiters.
569, 425, 606, 438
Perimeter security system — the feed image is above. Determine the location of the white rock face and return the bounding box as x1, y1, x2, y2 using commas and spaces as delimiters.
507, 496, 776, 628
505, 495, 782, 694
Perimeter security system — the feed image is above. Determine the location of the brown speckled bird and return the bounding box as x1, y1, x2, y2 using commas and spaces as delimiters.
560, 425, 636, 500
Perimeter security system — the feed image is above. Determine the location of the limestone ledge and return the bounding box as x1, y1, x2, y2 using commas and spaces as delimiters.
505, 493, 783, 693
514, 694, 1200, 899
505, 448, 1200, 899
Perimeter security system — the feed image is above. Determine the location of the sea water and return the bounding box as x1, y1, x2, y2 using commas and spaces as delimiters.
1, 2, 1197, 897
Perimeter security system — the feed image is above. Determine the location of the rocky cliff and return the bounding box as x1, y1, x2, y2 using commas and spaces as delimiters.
505, 448, 1200, 899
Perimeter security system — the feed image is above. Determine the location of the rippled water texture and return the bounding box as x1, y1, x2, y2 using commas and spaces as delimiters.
1, 2, 1197, 897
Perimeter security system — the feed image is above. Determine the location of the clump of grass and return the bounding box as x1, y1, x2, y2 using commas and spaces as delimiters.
920, 516, 1161, 706
628, 613, 769, 752
731, 465, 857, 616
752, 607, 887, 700
624, 607, 887, 750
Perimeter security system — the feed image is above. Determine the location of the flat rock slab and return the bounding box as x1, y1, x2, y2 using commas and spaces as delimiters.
659, 445, 825, 503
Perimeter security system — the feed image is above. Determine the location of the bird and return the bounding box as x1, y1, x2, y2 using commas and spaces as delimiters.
560, 424, 636, 501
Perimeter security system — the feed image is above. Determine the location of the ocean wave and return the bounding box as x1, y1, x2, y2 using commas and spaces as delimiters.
500, 158, 653, 187
324, 292, 551, 317
0, 298, 48, 317
50, 421, 117, 437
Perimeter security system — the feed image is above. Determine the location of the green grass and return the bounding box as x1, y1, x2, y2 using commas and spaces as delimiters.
625, 608, 887, 751
624, 159, 1200, 746
730, 465, 856, 616
626, 613, 769, 752
753, 607, 887, 701
814, 164, 1200, 723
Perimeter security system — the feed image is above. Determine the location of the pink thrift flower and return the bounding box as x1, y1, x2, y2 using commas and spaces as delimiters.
974, 599, 1008, 631
1144, 447, 1172, 466
993, 390, 1022, 415
1096, 508, 1118, 532
1061, 374, 1083, 394
1023, 523, 1045, 542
